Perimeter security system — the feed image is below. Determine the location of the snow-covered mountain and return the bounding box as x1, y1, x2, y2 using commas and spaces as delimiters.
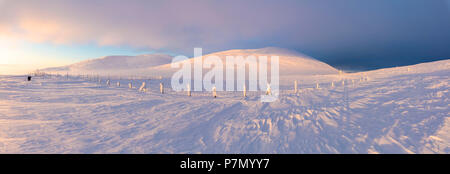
42, 47, 338, 78
151, 47, 338, 77
42, 54, 173, 76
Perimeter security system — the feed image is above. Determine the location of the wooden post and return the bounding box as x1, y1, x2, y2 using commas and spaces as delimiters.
187, 84, 191, 96
294, 80, 298, 93
139, 82, 146, 92
243, 84, 247, 97
266, 84, 271, 95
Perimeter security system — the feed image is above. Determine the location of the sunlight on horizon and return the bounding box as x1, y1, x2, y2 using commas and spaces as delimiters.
0, 35, 154, 75
0, 35, 77, 75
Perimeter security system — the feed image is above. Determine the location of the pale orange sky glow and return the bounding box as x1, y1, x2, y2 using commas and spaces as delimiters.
0, 35, 76, 75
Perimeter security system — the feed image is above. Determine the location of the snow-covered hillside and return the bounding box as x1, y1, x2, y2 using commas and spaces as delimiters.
151, 47, 338, 77
0, 59, 448, 153
42, 54, 173, 76
42, 47, 338, 78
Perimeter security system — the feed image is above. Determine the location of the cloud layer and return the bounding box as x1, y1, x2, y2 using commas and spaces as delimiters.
1, 0, 450, 70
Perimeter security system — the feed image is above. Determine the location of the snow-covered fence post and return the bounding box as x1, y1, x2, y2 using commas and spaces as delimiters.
294, 80, 298, 93
266, 83, 271, 95
362, 73, 369, 82
129, 81, 133, 89
316, 83, 320, 89
187, 84, 191, 96
212, 86, 217, 98
117, 81, 120, 87
106, 79, 110, 86
331, 81, 334, 88
243, 84, 247, 97
160, 83, 164, 94
342, 79, 345, 86
139, 82, 146, 92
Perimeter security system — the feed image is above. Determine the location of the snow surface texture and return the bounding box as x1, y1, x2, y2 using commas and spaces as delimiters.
0, 58, 448, 153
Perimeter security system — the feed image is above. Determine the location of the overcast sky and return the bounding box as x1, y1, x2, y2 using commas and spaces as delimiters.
1, 0, 450, 73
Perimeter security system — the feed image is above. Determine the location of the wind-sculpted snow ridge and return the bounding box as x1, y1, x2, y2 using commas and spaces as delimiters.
0, 59, 448, 153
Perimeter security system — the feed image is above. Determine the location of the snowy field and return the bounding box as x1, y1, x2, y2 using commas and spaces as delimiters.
0, 60, 449, 153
